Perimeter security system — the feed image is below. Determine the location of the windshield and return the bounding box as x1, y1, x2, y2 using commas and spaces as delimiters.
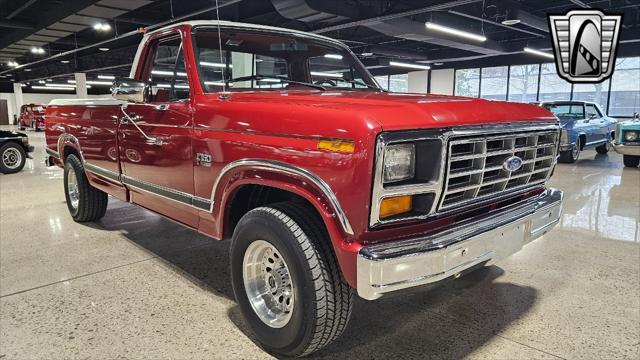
192, 28, 380, 92
543, 104, 585, 120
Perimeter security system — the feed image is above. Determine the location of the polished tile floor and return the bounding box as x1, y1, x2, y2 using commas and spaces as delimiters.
1, 127, 638, 359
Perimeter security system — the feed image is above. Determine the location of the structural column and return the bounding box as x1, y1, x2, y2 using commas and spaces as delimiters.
74, 72, 88, 98
13, 82, 24, 123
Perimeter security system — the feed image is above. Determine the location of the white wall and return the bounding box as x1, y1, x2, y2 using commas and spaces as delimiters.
429, 69, 455, 95
407, 70, 429, 93
0, 92, 103, 123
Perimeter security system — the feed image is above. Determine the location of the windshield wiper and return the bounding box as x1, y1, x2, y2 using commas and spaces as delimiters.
226, 75, 325, 91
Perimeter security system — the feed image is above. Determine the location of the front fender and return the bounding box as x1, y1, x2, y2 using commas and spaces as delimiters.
210, 159, 362, 288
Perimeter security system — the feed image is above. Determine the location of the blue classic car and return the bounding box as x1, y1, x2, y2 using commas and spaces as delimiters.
612, 112, 640, 168
537, 101, 617, 163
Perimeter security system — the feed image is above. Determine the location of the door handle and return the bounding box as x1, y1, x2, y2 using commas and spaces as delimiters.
119, 106, 164, 146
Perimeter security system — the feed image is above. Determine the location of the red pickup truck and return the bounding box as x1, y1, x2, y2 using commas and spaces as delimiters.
45, 20, 564, 356
19, 104, 46, 131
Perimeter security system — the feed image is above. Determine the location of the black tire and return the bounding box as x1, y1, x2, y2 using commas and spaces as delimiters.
595, 140, 610, 154
623, 155, 640, 168
63, 154, 108, 222
230, 202, 354, 357
559, 137, 581, 163
18, 122, 25, 131
0, 142, 26, 174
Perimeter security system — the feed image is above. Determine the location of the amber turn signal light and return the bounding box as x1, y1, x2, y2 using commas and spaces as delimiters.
379, 195, 412, 218
317, 139, 355, 153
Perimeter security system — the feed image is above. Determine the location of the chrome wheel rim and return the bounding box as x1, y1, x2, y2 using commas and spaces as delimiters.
67, 167, 80, 209
2, 148, 22, 169
242, 240, 294, 328
573, 139, 580, 159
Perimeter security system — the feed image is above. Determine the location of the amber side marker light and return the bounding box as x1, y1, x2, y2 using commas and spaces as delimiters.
317, 139, 355, 153
379, 195, 412, 218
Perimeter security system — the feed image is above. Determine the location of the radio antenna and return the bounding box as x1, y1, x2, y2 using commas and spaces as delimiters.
214, 0, 229, 97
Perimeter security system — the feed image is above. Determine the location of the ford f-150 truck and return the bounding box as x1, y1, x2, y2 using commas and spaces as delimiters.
45, 20, 564, 357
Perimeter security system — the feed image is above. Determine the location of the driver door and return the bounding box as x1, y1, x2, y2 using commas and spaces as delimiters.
118, 34, 198, 227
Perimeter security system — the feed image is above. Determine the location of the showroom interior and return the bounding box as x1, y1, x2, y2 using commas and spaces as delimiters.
0, 0, 639, 359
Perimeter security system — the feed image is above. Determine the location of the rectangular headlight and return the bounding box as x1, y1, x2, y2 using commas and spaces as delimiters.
383, 143, 415, 183
624, 131, 638, 142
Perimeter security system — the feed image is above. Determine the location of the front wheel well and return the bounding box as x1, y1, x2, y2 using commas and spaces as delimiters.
62, 146, 79, 162
225, 184, 323, 239
578, 134, 587, 150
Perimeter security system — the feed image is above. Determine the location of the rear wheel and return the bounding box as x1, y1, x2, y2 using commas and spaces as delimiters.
0, 143, 26, 174
63, 154, 108, 222
230, 202, 353, 357
559, 137, 581, 163
623, 155, 640, 168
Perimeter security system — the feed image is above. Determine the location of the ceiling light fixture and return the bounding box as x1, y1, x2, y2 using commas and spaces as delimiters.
8, 61, 19, 67
310, 71, 343, 78
433, 62, 444, 66
200, 61, 232, 68
524, 47, 554, 59
360, 52, 374, 57
32, 86, 74, 91
97, 75, 115, 80
425, 22, 487, 42
98, 47, 109, 52
324, 54, 343, 60
93, 23, 111, 31
87, 80, 112, 86
389, 61, 431, 70
30, 47, 45, 54
501, 19, 521, 26
61, 60, 70, 64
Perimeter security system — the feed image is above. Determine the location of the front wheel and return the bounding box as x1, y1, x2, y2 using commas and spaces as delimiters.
596, 140, 610, 154
559, 137, 581, 163
230, 202, 353, 357
623, 155, 640, 168
0, 143, 26, 174
63, 154, 108, 221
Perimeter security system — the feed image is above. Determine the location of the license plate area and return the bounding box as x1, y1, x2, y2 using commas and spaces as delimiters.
443, 221, 528, 272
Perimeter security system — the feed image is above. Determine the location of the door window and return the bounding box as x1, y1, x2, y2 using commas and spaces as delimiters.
585, 104, 602, 118
148, 37, 190, 102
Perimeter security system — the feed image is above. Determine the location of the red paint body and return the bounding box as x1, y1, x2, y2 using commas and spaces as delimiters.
19, 104, 46, 130
45, 24, 557, 288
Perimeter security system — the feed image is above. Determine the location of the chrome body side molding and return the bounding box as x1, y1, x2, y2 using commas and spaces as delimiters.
357, 188, 563, 300
45, 148, 60, 159
210, 159, 355, 236
121, 174, 211, 211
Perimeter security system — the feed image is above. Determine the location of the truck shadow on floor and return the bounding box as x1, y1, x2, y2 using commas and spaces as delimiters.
94, 199, 538, 359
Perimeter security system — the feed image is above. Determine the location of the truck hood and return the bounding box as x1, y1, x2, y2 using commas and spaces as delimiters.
224, 90, 557, 131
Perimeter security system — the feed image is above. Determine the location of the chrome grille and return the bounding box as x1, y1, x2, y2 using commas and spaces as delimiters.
440, 130, 558, 210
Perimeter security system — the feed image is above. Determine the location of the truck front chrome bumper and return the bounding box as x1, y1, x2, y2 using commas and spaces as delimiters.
612, 142, 640, 156
357, 188, 563, 300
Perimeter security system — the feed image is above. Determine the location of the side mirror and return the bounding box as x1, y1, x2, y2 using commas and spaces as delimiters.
111, 77, 150, 103
588, 113, 598, 120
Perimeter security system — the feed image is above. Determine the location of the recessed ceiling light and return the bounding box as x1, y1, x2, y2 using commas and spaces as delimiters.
433, 62, 444, 66
360, 52, 374, 57
61, 60, 70, 64
30, 47, 45, 54
24, 68, 31, 72
501, 19, 521, 26
425, 22, 487, 42
98, 47, 109, 51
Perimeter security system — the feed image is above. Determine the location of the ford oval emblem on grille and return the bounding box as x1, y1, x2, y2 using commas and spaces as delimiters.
503, 156, 523, 172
